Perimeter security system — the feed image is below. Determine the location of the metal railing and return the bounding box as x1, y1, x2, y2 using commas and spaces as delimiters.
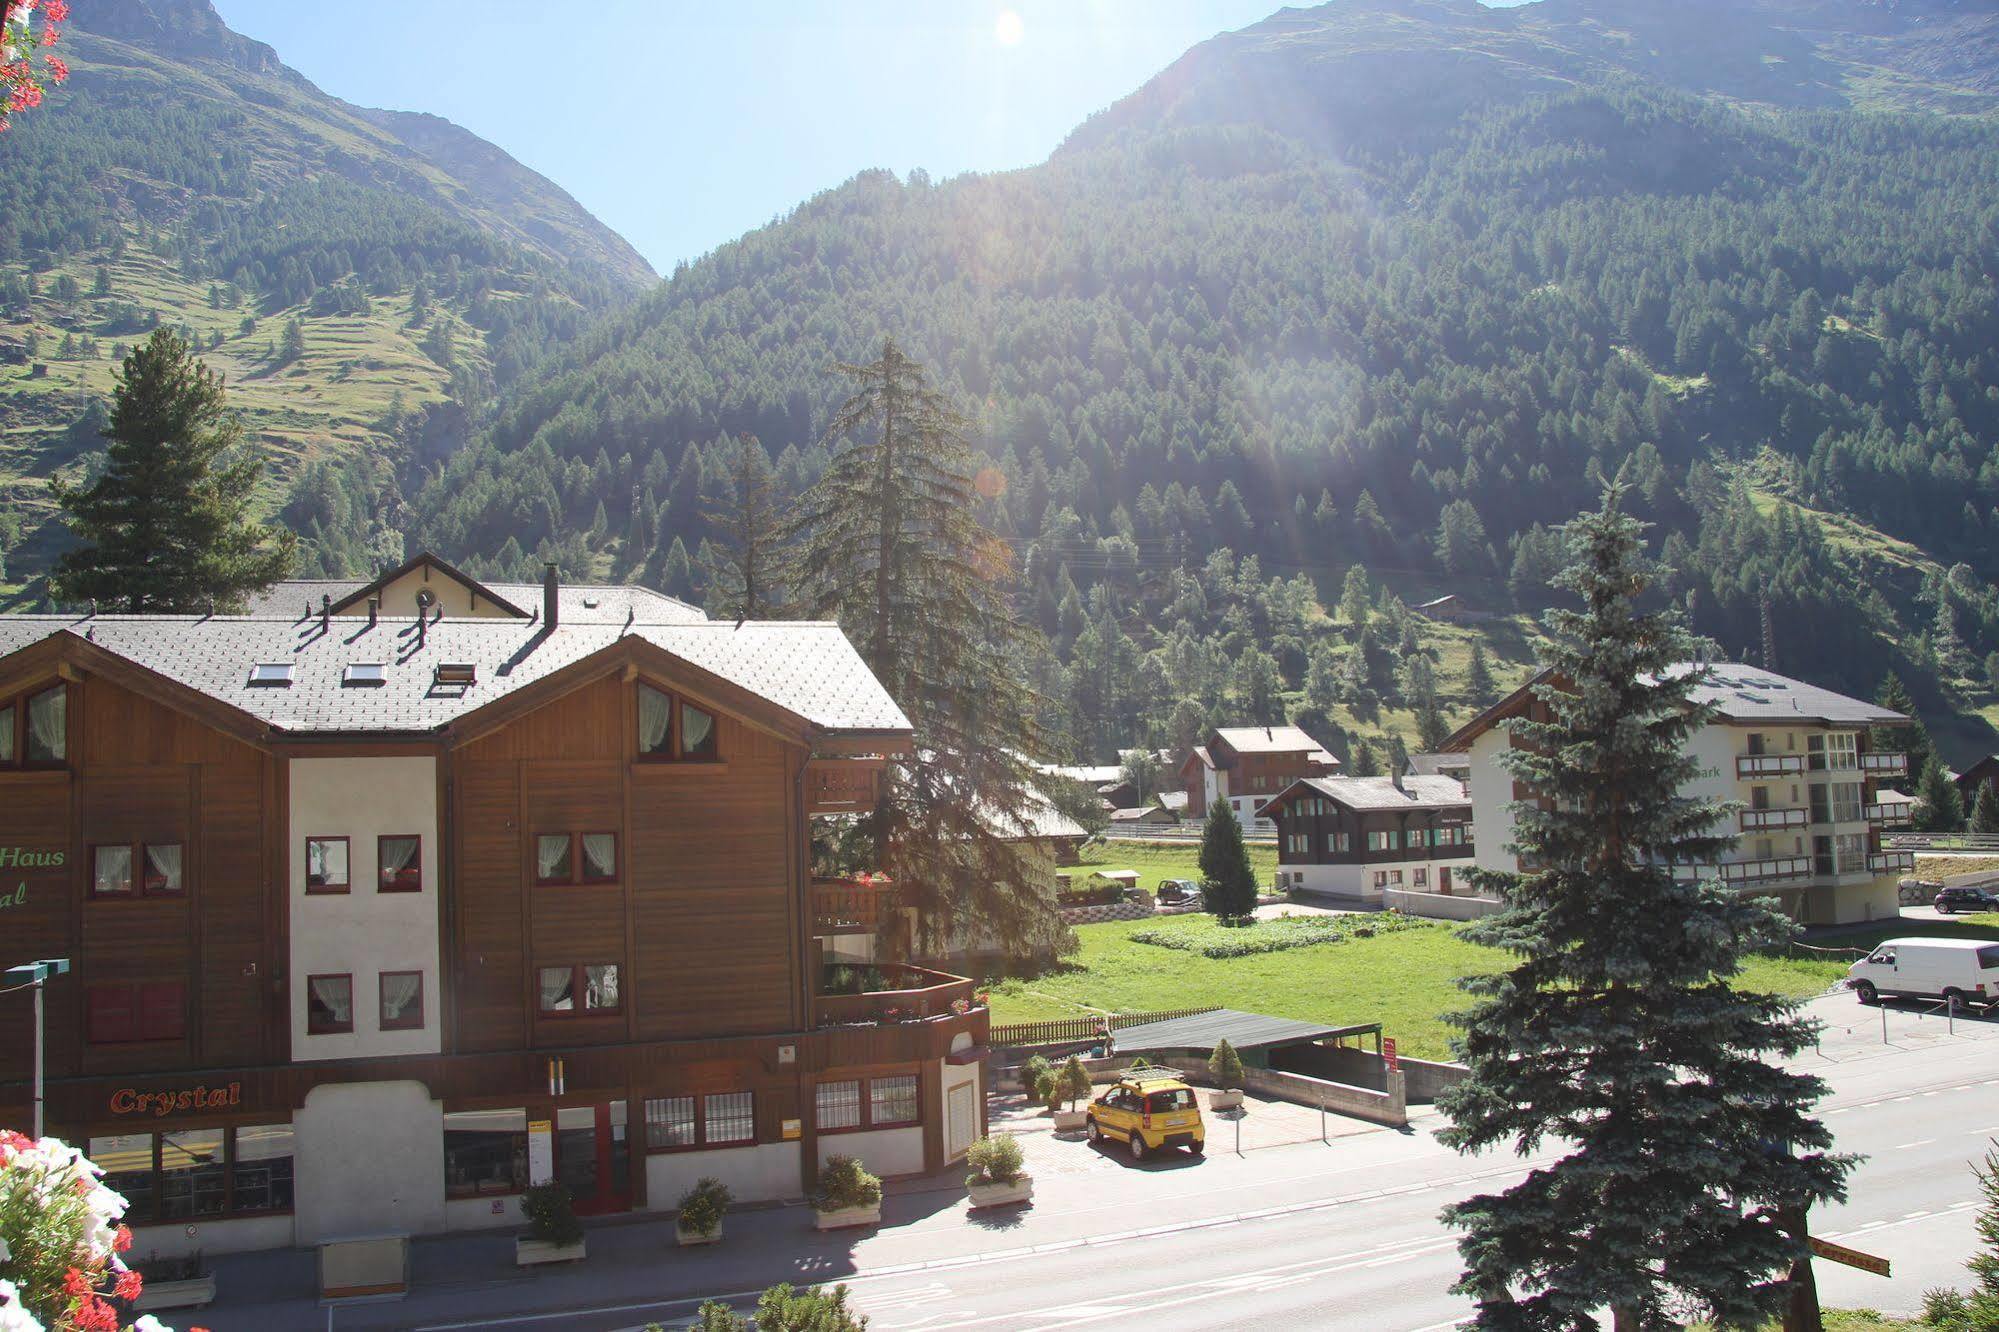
989, 1006, 1224, 1048
812, 964, 977, 1027
1739, 808, 1808, 831
1868, 851, 1916, 874
1884, 832, 1999, 852
1672, 857, 1813, 886
1864, 804, 1913, 829
1859, 752, 1908, 775
1736, 754, 1806, 778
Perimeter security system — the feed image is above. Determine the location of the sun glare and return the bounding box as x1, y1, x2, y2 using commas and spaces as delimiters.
994, 9, 1025, 47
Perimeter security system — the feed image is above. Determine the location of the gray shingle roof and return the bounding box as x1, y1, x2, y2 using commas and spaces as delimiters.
1113, 1008, 1381, 1056
241, 579, 706, 626
1289, 774, 1471, 812
0, 614, 908, 736
1214, 725, 1334, 759
1652, 663, 1904, 726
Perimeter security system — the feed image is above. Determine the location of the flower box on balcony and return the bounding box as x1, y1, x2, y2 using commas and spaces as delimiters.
133, 1275, 216, 1312
967, 1175, 1034, 1209
812, 1202, 882, 1231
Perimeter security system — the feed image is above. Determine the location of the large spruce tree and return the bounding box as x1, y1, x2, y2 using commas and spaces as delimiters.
53, 329, 294, 611
1437, 484, 1851, 1330
790, 337, 1054, 951
1197, 797, 1257, 920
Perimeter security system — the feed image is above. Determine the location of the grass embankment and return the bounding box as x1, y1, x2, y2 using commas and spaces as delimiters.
1072, 840, 1275, 893
985, 913, 1999, 1062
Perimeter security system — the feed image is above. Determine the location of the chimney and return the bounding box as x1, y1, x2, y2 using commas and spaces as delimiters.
543, 562, 559, 631
1391, 763, 1405, 793
367, 597, 379, 629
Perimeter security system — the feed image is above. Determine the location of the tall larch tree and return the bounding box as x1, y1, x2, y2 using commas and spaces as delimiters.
700, 434, 785, 620
52, 329, 294, 611
1437, 484, 1851, 1331
788, 337, 1055, 951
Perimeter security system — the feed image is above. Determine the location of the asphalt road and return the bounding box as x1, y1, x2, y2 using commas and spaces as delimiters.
397, 995, 1999, 1332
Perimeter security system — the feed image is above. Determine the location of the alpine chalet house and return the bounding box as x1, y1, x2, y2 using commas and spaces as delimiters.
0, 554, 986, 1257
1180, 725, 1338, 833
1260, 773, 1475, 911
1442, 662, 1914, 924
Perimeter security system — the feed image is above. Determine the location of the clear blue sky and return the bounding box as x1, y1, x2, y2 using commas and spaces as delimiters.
209, 1, 1523, 276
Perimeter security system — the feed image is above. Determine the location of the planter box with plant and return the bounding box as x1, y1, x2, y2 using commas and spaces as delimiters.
1043, 1055, 1094, 1132
963, 1135, 1033, 1208
516, 1182, 587, 1266
132, 1252, 215, 1312
676, 1177, 731, 1246
812, 1155, 883, 1230
1208, 1038, 1246, 1110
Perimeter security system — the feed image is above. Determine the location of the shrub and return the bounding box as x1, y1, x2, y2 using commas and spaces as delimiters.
1039, 1072, 1064, 1113
685, 1283, 868, 1331
815, 1155, 882, 1213
965, 1134, 1026, 1188
522, 1181, 585, 1246
1055, 1056, 1093, 1111
1209, 1038, 1245, 1088
677, 1177, 732, 1236
1019, 1054, 1052, 1095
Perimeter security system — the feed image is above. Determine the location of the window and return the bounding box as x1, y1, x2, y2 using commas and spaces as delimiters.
89, 843, 183, 899
1830, 782, 1864, 825
0, 702, 12, 763
1414, 868, 1429, 887
538, 963, 620, 1015
444, 1109, 529, 1198
378, 971, 424, 1031
305, 836, 349, 893
24, 685, 65, 763
870, 1075, 919, 1127
1835, 833, 1868, 874
377, 835, 422, 892
1367, 830, 1399, 852
142, 844, 183, 895
535, 834, 573, 885
642, 1092, 756, 1151
1373, 871, 1389, 889
580, 833, 617, 882
85, 982, 183, 1044
91, 845, 133, 898
1329, 832, 1350, 854
1825, 732, 1858, 771
248, 663, 293, 688
90, 1125, 292, 1223
636, 683, 720, 761
816, 1080, 862, 1131
306, 974, 354, 1034
536, 832, 617, 885
342, 663, 387, 687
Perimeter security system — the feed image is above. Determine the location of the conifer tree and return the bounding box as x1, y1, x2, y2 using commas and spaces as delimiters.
1198, 797, 1257, 920
1416, 694, 1452, 751
1437, 484, 1849, 1331
700, 434, 785, 620
1872, 672, 1933, 778
1915, 755, 1965, 833
52, 329, 294, 611
1350, 737, 1380, 777
1969, 782, 1999, 837
788, 337, 1054, 950
1467, 639, 1497, 705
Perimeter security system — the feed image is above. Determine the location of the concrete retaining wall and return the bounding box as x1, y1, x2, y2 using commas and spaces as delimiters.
1398, 1056, 1470, 1103
1058, 899, 1155, 925
1016, 1054, 1408, 1128
1384, 887, 1504, 921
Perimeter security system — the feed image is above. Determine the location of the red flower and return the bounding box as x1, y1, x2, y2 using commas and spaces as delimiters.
114, 1224, 134, 1252
62, 1266, 95, 1298
114, 1268, 144, 1301
9, 84, 42, 111
0, 1129, 33, 1153
74, 1294, 119, 1332
41, 22, 58, 44
45, 0, 70, 19
46, 54, 66, 81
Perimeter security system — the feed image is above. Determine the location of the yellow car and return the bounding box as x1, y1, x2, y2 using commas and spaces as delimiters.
1084, 1072, 1207, 1160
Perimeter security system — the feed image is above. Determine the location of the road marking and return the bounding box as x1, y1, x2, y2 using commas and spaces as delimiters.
1892, 1139, 1936, 1149
1904, 1210, 1931, 1219
1967, 1127, 1999, 1136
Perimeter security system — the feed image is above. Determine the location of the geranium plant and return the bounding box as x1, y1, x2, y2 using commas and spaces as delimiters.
0, 1129, 203, 1332
2, 0, 69, 134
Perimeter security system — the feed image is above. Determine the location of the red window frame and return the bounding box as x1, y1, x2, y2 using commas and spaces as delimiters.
85, 981, 185, 1044
814, 1071, 921, 1135
643, 1091, 756, 1152
88, 842, 187, 900
139, 843, 185, 897
533, 833, 574, 886
533, 832, 618, 886
305, 973, 354, 1034
577, 831, 618, 884
377, 834, 423, 893
304, 836, 351, 894
535, 962, 621, 1017
377, 971, 424, 1031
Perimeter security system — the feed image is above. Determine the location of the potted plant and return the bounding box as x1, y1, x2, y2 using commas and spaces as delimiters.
812, 1155, 883, 1230
964, 1134, 1033, 1208
132, 1251, 215, 1313
675, 1176, 731, 1247
1208, 1038, 1246, 1110
1048, 1055, 1093, 1133
515, 1182, 587, 1266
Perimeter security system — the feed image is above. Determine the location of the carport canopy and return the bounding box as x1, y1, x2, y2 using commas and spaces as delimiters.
1112, 1008, 1383, 1057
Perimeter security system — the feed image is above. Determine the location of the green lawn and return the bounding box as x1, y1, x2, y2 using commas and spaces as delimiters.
1072, 840, 1276, 894
986, 913, 1999, 1063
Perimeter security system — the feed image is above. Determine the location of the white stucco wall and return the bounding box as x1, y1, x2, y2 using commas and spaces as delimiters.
647, 1142, 803, 1210
444, 1193, 524, 1234
129, 1213, 295, 1259
1466, 730, 1515, 874
941, 1060, 980, 1162
288, 756, 441, 1061
818, 1126, 924, 1179
293, 1081, 445, 1243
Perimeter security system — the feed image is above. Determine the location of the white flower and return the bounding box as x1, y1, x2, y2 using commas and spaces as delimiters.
0, 1279, 44, 1332
0, 1237, 9, 1262
134, 1317, 175, 1332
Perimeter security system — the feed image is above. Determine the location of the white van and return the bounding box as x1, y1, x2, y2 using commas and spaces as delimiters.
1846, 937, 1999, 1007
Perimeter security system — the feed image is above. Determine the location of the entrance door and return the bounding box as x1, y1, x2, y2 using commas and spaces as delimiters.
947, 1081, 977, 1160
1437, 866, 1452, 896
556, 1101, 631, 1215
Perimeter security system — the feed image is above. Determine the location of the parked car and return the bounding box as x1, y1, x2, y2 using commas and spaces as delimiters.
1934, 885, 1999, 915
1157, 879, 1199, 905
1847, 936, 1999, 1006
1085, 1072, 1207, 1161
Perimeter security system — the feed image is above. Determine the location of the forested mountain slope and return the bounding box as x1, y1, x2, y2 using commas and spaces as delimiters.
414, 0, 1999, 764
0, 0, 651, 587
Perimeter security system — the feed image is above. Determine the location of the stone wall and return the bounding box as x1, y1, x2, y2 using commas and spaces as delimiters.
1383, 887, 1504, 920
1058, 899, 1155, 925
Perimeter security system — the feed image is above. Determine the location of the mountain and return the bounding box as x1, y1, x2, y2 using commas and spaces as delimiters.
0, 0, 652, 589
408, 0, 1999, 764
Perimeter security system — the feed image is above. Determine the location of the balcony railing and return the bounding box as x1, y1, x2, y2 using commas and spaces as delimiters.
1869, 851, 1916, 874
1739, 808, 1808, 831
813, 963, 979, 1028
1859, 752, 1908, 776
1736, 754, 1807, 778
1865, 803, 1913, 829
810, 877, 898, 935
1673, 857, 1814, 887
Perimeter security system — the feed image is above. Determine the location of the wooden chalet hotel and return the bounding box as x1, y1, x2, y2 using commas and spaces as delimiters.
0, 555, 986, 1256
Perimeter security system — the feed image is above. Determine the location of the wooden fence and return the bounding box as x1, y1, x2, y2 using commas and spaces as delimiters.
990, 1005, 1222, 1048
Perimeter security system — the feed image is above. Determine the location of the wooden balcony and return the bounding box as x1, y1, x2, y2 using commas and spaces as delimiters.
805, 757, 885, 814
1859, 752, 1908, 776
1673, 857, 1813, 887
810, 877, 898, 935
813, 963, 979, 1028
1739, 808, 1808, 832
1869, 851, 1916, 874
1865, 803, 1913, 829
1736, 754, 1806, 779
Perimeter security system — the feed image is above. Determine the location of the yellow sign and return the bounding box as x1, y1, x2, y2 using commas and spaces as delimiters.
1810, 1237, 1890, 1277
782, 1118, 802, 1141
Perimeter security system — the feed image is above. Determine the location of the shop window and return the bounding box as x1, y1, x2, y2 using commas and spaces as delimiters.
644, 1096, 697, 1149
378, 835, 422, 892
817, 1075, 918, 1133
537, 963, 620, 1015
159, 1128, 227, 1220
444, 1109, 529, 1198
305, 836, 350, 893
306, 974, 354, 1034
706, 1092, 754, 1144
91, 1126, 292, 1223
89, 1133, 155, 1221
636, 682, 720, 761
378, 971, 424, 1031
815, 1080, 862, 1132
230, 1124, 296, 1213
870, 1075, 918, 1127
85, 982, 183, 1044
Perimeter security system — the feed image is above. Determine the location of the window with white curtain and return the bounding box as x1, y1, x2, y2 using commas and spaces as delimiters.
636, 683, 673, 756
143, 844, 183, 895
91, 845, 133, 897
636, 683, 719, 761
24, 685, 64, 763
378, 971, 423, 1030
0, 703, 14, 763
680, 703, 716, 758
307, 975, 353, 1034
378, 835, 421, 892
535, 834, 573, 884
538, 965, 575, 1012
305, 837, 349, 892
580, 834, 617, 882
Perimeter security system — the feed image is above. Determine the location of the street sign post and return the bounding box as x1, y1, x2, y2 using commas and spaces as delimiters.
4, 958, 71, 1138
1809, 1237, 1891, 1278
1383, 1037, 1399, 1073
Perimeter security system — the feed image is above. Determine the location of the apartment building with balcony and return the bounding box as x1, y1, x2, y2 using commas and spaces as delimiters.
1444, 662, 1912, 924
0, 555, 985, 1258
1259, 773, 1475, 904
1180, 725, 1339, 833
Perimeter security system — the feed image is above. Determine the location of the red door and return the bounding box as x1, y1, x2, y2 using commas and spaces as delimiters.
555, 1101, 630, 1215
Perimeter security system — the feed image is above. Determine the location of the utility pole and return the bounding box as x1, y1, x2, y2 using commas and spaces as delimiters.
5, 958, 72, 1137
